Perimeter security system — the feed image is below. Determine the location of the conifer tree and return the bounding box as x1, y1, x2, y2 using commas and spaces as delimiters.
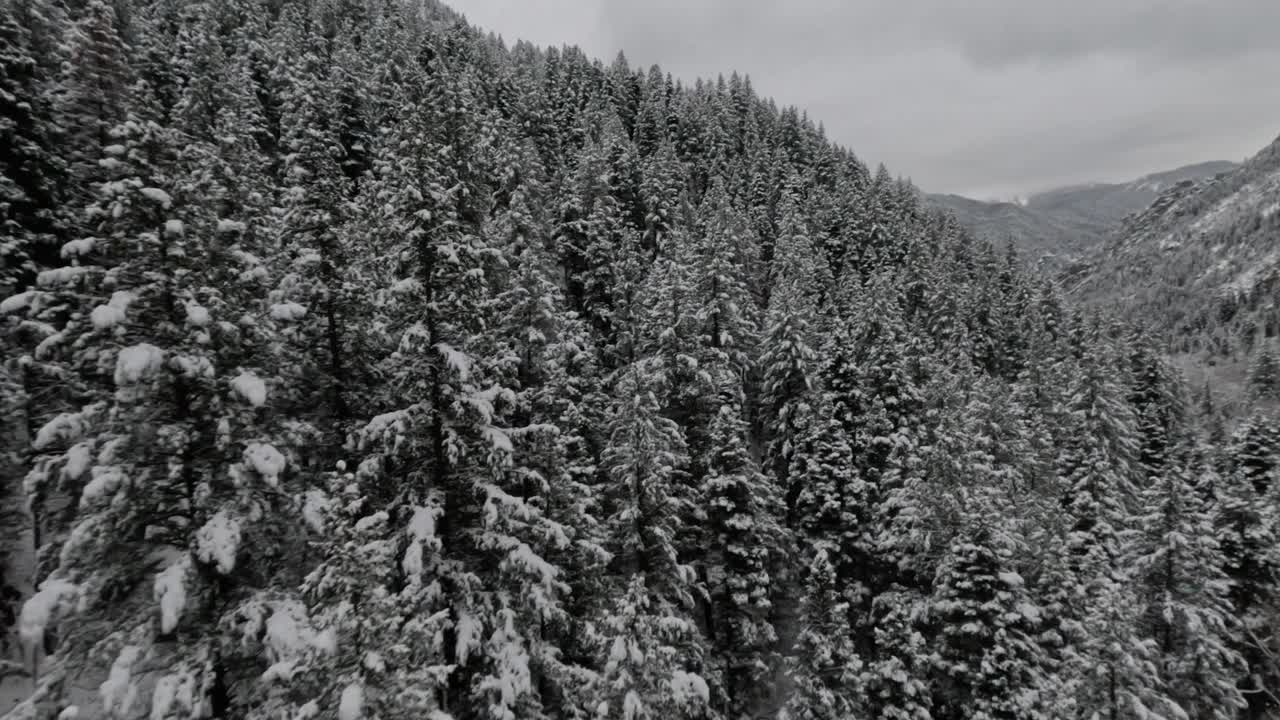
0, 6, 62, 293
692, 180, 758, 375
702, 399, 783, 716
759, 307, 816, 513
487, 175, 615, 689
590, 576, 712, 720
930, 523, 1049, 720
1126, 337, 1189, 482
819, 278, 925, 659
860, 589, 931, 720
12, 114, 308, 718
1218, 413, 1280, 718
169, 3, 230, 143
1247, 345, 1280, 403
781, 547, 861, 720
1057, 346, 1140, 574
635, 228, 709, 435
632, 64, 669, 158
759, 187, 825, 501
348, 67, 595, 718
1064, 576, 1182, 720
602, 360, 695, 607
639, 139, 683, 260
1049, 343, 1177, 720
271, 4, 367, 436
555, 109, 642, 354
53, 0, 131, 209
786, 397, 864, 554
1128, 450, 1246, 719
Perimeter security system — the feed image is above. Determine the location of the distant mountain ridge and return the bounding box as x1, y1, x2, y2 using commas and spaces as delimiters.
927, 160, 1238, 267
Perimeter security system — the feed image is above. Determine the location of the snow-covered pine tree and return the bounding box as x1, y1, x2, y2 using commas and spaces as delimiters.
167, 2, 231, 144
634, 226, 709, 440
1050, 341, 1179, 719
590, 576, 712, 720
1128, 446, 1246, 719
1056, 342, 1141, 578
818, 276, 925, 665
0, 3, 66, 603
1125, 335, 1190, 483
311, 59, 592, 718
680, 178, 762, 523
1218, 413, 1280, 718
591, 360, 712, 719
780, 546, 861, 720
702, 399, 783, 716
9, 111, 309, 719
554, 108, 643, 358
0, 4, 62, 294
690, 179, 758, 373
271, 3, 363, 435
52, 0, 131, 214
638, 139, 683, 260
486, 171, 616, 708
859, 588, 931, 720
760, 346, 815, 526
758, 297, 815, 492
759, 182, 827, 517
929, 518, 1049, 720
631, 64, 669, 159
785, 396, 864, 558
1064, 573, 1182, 720
1247, 345, 1280, 404
600, 358, 695, 610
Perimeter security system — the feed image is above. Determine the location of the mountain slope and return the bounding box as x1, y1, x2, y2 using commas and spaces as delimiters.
927, 192, 1101, 266
1064, 134, 1280, 401
929, 161, 1238, 266
1029, 161, 1238, 219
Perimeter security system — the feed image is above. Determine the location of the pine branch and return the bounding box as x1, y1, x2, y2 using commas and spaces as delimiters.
1241, 623, 1280, 707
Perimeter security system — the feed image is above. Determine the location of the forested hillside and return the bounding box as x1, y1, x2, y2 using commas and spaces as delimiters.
1, 1, 1278, 719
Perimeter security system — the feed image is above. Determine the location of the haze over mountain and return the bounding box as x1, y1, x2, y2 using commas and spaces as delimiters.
928, 160, 1238, 267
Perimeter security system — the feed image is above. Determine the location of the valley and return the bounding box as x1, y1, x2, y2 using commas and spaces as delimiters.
927, 160, 1238, 269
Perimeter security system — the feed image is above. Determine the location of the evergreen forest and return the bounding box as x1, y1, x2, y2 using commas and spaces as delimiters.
1, 1, 1278, 719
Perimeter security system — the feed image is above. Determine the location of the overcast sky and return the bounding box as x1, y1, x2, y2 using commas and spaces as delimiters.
446, 0, 1280, 200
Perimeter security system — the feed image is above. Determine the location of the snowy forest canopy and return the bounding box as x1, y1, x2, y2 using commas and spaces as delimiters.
1, 1, 1279, 719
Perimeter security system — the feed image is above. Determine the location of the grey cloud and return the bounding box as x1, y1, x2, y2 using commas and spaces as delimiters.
602, 1, 1280, 69
930, 1, 1280, 68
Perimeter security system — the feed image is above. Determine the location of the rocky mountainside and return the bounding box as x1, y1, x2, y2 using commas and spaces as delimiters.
928, 160, 1238, 267
1031, 161, 1239, 218
1063, 134, 1280, 404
